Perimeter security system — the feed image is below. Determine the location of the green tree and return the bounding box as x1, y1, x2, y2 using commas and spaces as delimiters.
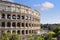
53, 26, 60, 33
10, 33, 20, 40
0, 32, 11, 40
28, 35, 34, 40
47, 31, 55, 40
28, 35, 44, 40
38, 35, 44, 40
33, 35, 38, 40
0, 32, 20, 40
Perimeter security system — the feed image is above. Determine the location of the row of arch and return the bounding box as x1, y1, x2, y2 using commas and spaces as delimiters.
1, 21, 40, 27
1, 13, 39, 22
0, 30, 34, 34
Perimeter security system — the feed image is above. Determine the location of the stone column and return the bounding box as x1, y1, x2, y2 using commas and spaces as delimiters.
5, 22, 7, 28
5, 14, 7, 19
11, 30, 12, 34
11, 22, 12, 28
16, 14, 17, 20
11, 14, 12, 20
16, 21, 17, 28
0, 13, 1, 19
16, 30, 17, 34
0, 31, 1, 37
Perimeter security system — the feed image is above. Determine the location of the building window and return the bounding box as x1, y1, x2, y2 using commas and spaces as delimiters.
11, 7, 15, 12
26, 30, 28, 34
17, 22, 20, 27
22, 23, 24, 27
16, 7, 20, 12
7, 14, 11, 19
1, 14, 5, 18
32, 30, 33, 33
12, 15, 16, 19
12, 30, 16, 33
32, 24, 33, 27
29, 17, 31, 20
17, 15, 20, 19
22, 16, 24, 19
25, 16, 28, 20
29, 23, 31, 27
17, 30, 20, 34
22, 30, 24, 34
1, 22, 5, 27
7, 30, 10, 33
29, 30, 31, 34
6, 6, 11, 11
26, 23, 28, 27
7, 22, 11, 27
12, 22, 16, 27
25, 9, 28, 13
8, 6, 11, 8
1, 31, 4, 33
26, 9, 28, 11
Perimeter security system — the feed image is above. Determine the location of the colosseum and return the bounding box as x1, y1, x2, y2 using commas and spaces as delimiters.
0, 0, 40, 40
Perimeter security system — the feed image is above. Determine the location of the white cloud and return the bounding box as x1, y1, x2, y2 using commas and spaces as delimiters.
34, 1, 55, 11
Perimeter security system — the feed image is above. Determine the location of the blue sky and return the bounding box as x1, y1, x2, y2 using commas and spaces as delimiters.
8, 0, 60, 24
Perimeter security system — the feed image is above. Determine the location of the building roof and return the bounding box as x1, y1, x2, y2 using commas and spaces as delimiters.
1, 1, 31, 8
1, 1, 40, 14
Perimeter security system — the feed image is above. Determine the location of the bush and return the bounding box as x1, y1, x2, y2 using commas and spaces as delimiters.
52, 38, 57, 40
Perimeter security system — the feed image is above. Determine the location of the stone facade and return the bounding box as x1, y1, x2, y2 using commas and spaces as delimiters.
0, 1, 40, 40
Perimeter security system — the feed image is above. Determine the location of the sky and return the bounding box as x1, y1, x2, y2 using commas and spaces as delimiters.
7, 0, 60, 24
